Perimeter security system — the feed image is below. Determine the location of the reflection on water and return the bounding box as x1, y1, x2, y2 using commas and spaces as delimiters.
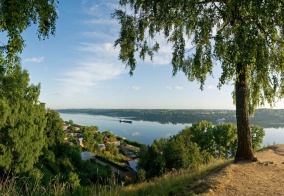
60, 113, 284, 146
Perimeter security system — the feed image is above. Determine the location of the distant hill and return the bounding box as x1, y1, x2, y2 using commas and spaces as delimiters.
57, 108, 284, 128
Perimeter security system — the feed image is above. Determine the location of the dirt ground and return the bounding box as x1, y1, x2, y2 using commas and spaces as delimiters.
184, 145, 284, 196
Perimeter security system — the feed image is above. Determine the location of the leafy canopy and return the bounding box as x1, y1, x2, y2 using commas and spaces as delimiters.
0, 62, 46, 173
0, 0, 58, 59
114, 1, 284, 114
138, 121, 265, 179
0, 0, 58, 174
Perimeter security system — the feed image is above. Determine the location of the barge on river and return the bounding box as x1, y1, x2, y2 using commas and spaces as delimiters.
119, 119, 132, 124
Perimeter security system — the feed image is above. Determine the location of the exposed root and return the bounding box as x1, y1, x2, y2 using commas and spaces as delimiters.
234, 156, 258, 163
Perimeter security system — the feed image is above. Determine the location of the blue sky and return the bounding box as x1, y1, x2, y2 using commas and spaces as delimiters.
18, 0, 284, 109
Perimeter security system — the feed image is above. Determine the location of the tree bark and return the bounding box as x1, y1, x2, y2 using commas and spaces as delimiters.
234, 62, 256, 162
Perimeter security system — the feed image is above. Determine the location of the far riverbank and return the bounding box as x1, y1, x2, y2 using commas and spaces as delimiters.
59, 113, 284, 146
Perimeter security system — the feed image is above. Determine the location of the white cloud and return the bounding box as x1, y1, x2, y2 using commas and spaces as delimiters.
105, 2, 119, 10
58, 42, 127, 94
59, 61, 126, 87
83, 1, 119, 17
207, 85, 217, 90
56, 2, 127, 95
132, 86, 140, 91
23, 57, 44, 63
78, 42, 116, 54
175, 86, 184, 90
84, 18, 116, 25
166, 86, 184, 90
81, 31, 116, 40
89, 5, 99, 12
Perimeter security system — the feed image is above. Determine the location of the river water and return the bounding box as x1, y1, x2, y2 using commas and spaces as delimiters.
59, 113, 284, 146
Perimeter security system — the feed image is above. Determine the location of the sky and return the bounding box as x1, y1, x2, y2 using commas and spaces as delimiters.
17, 0, 284, 110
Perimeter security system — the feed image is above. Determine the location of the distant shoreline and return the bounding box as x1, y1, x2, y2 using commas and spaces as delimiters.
57, 108, 284, 128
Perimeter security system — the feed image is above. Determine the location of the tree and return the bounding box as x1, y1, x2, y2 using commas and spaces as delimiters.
184, 121, 215, 154
45, 109, 65, 147
137, 139, 167, 179
163, 134, 202, 170
113, 1, 284, 161
68, 120, 74, 126
0, 64, 46, 173
81, 126, 97, 152
0, 0, 58, 173
107, 143, 119, 156
0, 0, 58, 60
250, 125, 265, 151
212, 123, 237, 158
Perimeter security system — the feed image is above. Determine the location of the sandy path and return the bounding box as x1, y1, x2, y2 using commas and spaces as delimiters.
184, 145, 284, 195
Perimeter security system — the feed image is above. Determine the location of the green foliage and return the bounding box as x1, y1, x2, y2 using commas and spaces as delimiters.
0, 159, 230, 196
251, 125, 265, 151
78, 160, 99, 185
163, 134, 202, 170
183, 121, 262, 158
45, 109, 65, 147
0, 0, 58, 59
0, 63, 46, 174
212, 123, 237, 158
138, 121, 265, 179
184, 121, 215, 153
69, 125, 76, 132
114, 0, 284, 161
68, 120, 74, 125
107, 143, 119, 156
81, 126, 97, 152
68, 171, 80, 188
94, 131, 104, 144
114, 1, 284, 112
102, 130, 115, 138
138, 139, 167, 178
137, 169, 146, 182
0, 0, 58, 175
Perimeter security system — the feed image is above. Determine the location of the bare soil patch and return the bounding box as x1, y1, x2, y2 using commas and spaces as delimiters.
181, 145, 284, 196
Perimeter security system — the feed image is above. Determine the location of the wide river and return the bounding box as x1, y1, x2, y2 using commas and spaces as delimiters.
60, 113, 284, 146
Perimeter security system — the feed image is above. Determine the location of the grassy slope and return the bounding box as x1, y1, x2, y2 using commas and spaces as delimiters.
97, 159, 231, 196
0, 159, 230, 196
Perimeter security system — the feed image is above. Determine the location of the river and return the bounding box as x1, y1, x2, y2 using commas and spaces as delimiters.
59, 113, 284, 146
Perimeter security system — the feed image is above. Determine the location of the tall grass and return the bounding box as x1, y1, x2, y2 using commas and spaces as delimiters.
0, 174, 70, 196
0, 159, 230, 196
116, 159, 231, 196
0, 170, 122, 196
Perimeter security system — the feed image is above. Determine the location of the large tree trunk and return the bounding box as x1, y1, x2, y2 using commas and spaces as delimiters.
234, 62, 256, 162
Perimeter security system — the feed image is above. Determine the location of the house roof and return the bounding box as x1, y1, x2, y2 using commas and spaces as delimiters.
128, 159, 138, 172
81, 151, 95, 161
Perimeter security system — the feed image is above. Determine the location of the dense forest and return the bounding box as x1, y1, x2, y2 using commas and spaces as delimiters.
57, 108, 284, 128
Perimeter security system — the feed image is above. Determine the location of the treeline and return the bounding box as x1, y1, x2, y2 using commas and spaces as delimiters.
57, 108, 284, 127
0, 64, 115, 191
137, 121, 265, 181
